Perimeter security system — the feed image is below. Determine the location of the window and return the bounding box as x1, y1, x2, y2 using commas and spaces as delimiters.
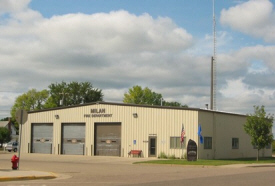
204, 137, 212, 149
170, 137, 185, 149
232, 138, 239, 149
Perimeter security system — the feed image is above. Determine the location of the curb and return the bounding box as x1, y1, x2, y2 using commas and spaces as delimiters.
0, 172, 57, 182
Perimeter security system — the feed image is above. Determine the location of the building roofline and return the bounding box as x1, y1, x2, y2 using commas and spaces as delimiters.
28, 101, 247, 117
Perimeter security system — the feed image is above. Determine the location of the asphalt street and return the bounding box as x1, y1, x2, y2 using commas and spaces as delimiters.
0, 152, 275, 186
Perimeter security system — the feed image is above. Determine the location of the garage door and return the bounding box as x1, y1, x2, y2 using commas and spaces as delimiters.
95, 123, 121, 156
31, 123, 53, 154
62, 123, 85, 155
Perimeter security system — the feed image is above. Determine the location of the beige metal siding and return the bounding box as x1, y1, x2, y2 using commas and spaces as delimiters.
22, 104, 199, 158
198, 111, 272, 159
21, 104, 272, 159
197, 111, 214, 159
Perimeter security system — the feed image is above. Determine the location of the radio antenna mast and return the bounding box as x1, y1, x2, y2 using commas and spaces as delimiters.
210, 0, 217, 110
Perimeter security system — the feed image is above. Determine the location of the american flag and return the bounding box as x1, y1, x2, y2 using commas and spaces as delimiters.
180, 124, 185, 144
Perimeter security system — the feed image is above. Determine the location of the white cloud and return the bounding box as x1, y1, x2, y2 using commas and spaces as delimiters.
217, 45, 275, 81
0, 0, 30, 14
0, 9, 194, 110
220, 0, 275, 42
219, 77, 275, 119
33, 11, 193, 56
220, 78, 249, 98
0, 0, 275, 135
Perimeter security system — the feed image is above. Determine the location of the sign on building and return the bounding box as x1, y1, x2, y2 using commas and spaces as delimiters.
187, 139, 197, 161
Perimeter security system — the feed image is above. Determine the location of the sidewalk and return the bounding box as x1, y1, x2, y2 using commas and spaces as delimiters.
0, 169, 57, 182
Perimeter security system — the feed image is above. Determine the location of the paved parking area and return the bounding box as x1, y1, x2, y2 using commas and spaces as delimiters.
0, 152, 275, 186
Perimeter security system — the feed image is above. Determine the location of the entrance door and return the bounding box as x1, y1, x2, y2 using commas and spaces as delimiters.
148, 136, 157, 157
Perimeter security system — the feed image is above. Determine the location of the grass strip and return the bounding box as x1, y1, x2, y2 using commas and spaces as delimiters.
134, 157, 275, 166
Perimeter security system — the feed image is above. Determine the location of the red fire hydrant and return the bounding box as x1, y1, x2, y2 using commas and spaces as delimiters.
11, 155, 19, 170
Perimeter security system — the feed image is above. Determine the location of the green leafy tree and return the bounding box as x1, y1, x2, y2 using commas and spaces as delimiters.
0, 117, 9, 121
46, 81, 103, 107
163, 101, 188, 107
10, 89, 48, 130
123, 85, 162, 105
0, 127, 11, 146
123, 85, 187, 107
44, 81, 67, 107
10, 89, 49, 119
244, 105, 274, 161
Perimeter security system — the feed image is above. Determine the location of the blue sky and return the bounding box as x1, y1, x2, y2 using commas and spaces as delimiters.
29, 0, 267, 47
1, 0, 275, 132
29, 1, 234, 39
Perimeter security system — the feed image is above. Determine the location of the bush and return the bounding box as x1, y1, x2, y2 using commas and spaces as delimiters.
158, 152, 168, 159
180, 152, 187, 159
0, 127, 11, 145
272, 140, 275, 152
168, 154, 176, 159
158, 152, 179, 159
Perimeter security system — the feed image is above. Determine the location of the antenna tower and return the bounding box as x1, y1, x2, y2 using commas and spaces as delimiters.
210, 0, 217, 110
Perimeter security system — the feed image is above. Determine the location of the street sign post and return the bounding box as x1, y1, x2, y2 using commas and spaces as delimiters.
15, 109, 28, 124
15, 109, 28, 170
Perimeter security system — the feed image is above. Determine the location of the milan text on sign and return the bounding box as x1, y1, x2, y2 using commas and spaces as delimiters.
84, 108, 113, 118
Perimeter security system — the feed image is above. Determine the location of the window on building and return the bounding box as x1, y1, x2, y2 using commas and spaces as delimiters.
204, 137, 212, 149
170, 137, 185, 149
232, 138, 239, 149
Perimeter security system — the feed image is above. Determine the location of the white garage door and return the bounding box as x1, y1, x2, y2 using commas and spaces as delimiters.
31, 123, 53, 154
62, 123, 85, 155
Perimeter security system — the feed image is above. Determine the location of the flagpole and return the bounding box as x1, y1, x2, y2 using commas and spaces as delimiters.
197, 126, 200, 159
174, 122, 176, 157
198, 124, 200, 160
182, 142, 184, 159
197, 124, 203, 160
180, 124, 185, 159
182, 124, 184, 159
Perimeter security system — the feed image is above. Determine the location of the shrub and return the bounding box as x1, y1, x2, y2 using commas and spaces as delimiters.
180, 152, 187, 159
158, 152, 168, 159
168, 154, 176, 159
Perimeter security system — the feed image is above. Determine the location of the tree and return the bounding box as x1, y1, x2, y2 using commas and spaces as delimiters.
0, 117, 9, 121
46, 81, 103, 107
244, 105, 274, 161
123, 85, 187, 107
10, 89, 49, 119
163, 101, 188, 107
123, 85, 162, 105
10, 89, 48, 130
0, 127, 11, 146
10, 82, 103, 129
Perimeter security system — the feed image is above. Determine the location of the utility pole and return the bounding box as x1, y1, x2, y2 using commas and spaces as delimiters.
59, 92, 68, 106
210, 0, 217, 110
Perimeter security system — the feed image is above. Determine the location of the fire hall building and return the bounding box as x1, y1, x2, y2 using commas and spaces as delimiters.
20, 102, 272, 159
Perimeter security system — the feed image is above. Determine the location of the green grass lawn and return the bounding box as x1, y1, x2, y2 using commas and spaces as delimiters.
135, 157, 275, 166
